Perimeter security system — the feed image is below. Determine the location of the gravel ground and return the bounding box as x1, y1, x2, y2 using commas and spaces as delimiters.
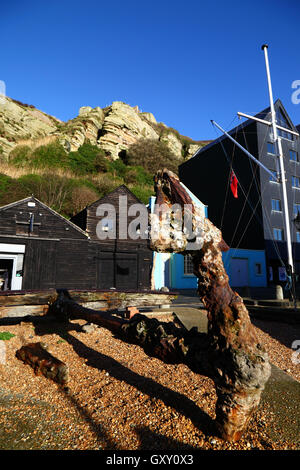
0, 313, 298, 451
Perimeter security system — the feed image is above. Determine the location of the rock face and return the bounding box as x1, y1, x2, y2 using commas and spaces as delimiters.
0, 97, 59, 156
98, 102, 159, 160
0, 97, 207, 162
56, 106, 105, 152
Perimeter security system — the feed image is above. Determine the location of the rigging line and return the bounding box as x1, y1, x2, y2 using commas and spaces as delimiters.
230, 139, 261, 252
226, 122, 286, 268
233, 162, 286, 268
211, 119, 285, 268
219, 118, 239, 230
215, 121, 260, 250
214, 129, 263, 246
240, 124, 285, 262
239, 123, 286, 267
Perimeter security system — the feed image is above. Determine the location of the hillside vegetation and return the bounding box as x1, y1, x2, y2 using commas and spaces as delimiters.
0, 99, 209, 217
0, 138, 179, 217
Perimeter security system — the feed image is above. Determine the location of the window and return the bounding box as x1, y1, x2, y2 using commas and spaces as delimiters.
269, 170, 278, 183
267, 142, 275, 154
271, 199, 282, 212
255, 263, 262, 275
278, 129, 293, 141
293, 203, 300, 216
273, 228, 284, 241
184, 254, 194, 275
290, 150, 298, 162
276, 109, 294, 140
292, 176, 300, 188
296, 232, 300, 243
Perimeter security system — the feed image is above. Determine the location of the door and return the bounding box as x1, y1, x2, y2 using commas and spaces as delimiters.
115, 253, 137, 290
231, 258, 249, 287
97, 253, 115, 289
97, 252, 138, 290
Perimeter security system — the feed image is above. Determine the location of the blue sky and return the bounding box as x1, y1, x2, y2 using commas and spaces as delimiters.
1, 0, 299, 141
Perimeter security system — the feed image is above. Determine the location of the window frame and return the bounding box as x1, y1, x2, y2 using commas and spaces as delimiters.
267, 142, 275, 155
293, 203, 300, 217
273, 228, 284, 241
183, 254, 194, 276
271, 198, 282, 212
255, 262, 262, 276
292, 176, 300, 189
269, 170, 278, 183
289, 150, 298, 162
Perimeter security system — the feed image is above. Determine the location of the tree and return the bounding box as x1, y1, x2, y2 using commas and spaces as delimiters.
126, 138, 179, 175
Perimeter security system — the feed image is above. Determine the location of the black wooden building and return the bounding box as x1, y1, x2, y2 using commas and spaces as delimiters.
0, 186, 152, 292
70, 185, 152, 291
179, 99, 300, 284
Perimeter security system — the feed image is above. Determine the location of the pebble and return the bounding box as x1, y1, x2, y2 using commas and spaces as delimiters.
0, 315, 298, 451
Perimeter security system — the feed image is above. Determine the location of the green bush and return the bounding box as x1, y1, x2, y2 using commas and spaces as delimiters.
107, 159, 128, 179
126, 138, 179, 174
9, 145, 32, 166
0, 173, 27, 207
129, 185, 154, 205
31, 141, 69, 169
68, 142, 107, 175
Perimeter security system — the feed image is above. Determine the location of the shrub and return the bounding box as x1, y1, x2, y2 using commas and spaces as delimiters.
93, 174, 124, 197
66, 185, 100, 216
0, 173, 27, 207
68, 142, 107, 175
9, 145, 32, 166
123, 166, 153, 186
107, 159, 128, 179
31, 141, 69, 169
17, 173, 73, 214
129, 185, 154, 205
126, 138, 179, 174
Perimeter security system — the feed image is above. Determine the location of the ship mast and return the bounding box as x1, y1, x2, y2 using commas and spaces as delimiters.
212, 45, 299, 306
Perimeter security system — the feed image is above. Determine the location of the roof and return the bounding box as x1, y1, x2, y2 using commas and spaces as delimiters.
187, 98, 297, 161
78, 184, 147, 210
0, 196, 89, 238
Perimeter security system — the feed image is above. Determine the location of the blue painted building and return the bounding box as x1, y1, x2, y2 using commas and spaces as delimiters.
150, 187, 267, 290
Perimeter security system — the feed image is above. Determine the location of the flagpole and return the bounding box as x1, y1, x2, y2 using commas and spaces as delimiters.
261, 44, 296, 306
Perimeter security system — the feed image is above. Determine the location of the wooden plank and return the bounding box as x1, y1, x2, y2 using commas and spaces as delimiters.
0, 289, 177, 307
0, 304, 49, 318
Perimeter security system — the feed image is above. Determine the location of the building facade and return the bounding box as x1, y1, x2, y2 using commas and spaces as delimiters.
179, 99, 300, 286
149, 185, 267, 290
0, 187, 153, 292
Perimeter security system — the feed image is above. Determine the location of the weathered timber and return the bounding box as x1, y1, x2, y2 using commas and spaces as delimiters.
0, 304, 49, 318
0, 289, 176, 308
49, 169, 271, 442
16, 342, 69, 386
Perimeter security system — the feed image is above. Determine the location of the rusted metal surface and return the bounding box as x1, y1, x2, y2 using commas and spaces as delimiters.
16, 342, 69, 386
49, 169, 271, 441
150, 169, 271, 440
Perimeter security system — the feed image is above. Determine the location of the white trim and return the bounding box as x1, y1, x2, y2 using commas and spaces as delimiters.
0, 254, 22, 290
0, 243, 25, 254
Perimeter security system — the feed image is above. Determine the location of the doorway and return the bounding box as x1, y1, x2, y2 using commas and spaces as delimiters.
0, 258, 13, 290
231, 257, 249, 287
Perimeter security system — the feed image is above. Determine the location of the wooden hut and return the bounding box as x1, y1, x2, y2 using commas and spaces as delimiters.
0, 196, 90, 291
70, 185, 152, 291
0, 186, 153, 292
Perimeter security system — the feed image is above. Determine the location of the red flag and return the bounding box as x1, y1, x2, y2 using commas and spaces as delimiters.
230, 171, 238, 198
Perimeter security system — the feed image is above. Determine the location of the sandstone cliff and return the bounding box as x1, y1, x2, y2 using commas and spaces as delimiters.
0, 98, 208, 162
